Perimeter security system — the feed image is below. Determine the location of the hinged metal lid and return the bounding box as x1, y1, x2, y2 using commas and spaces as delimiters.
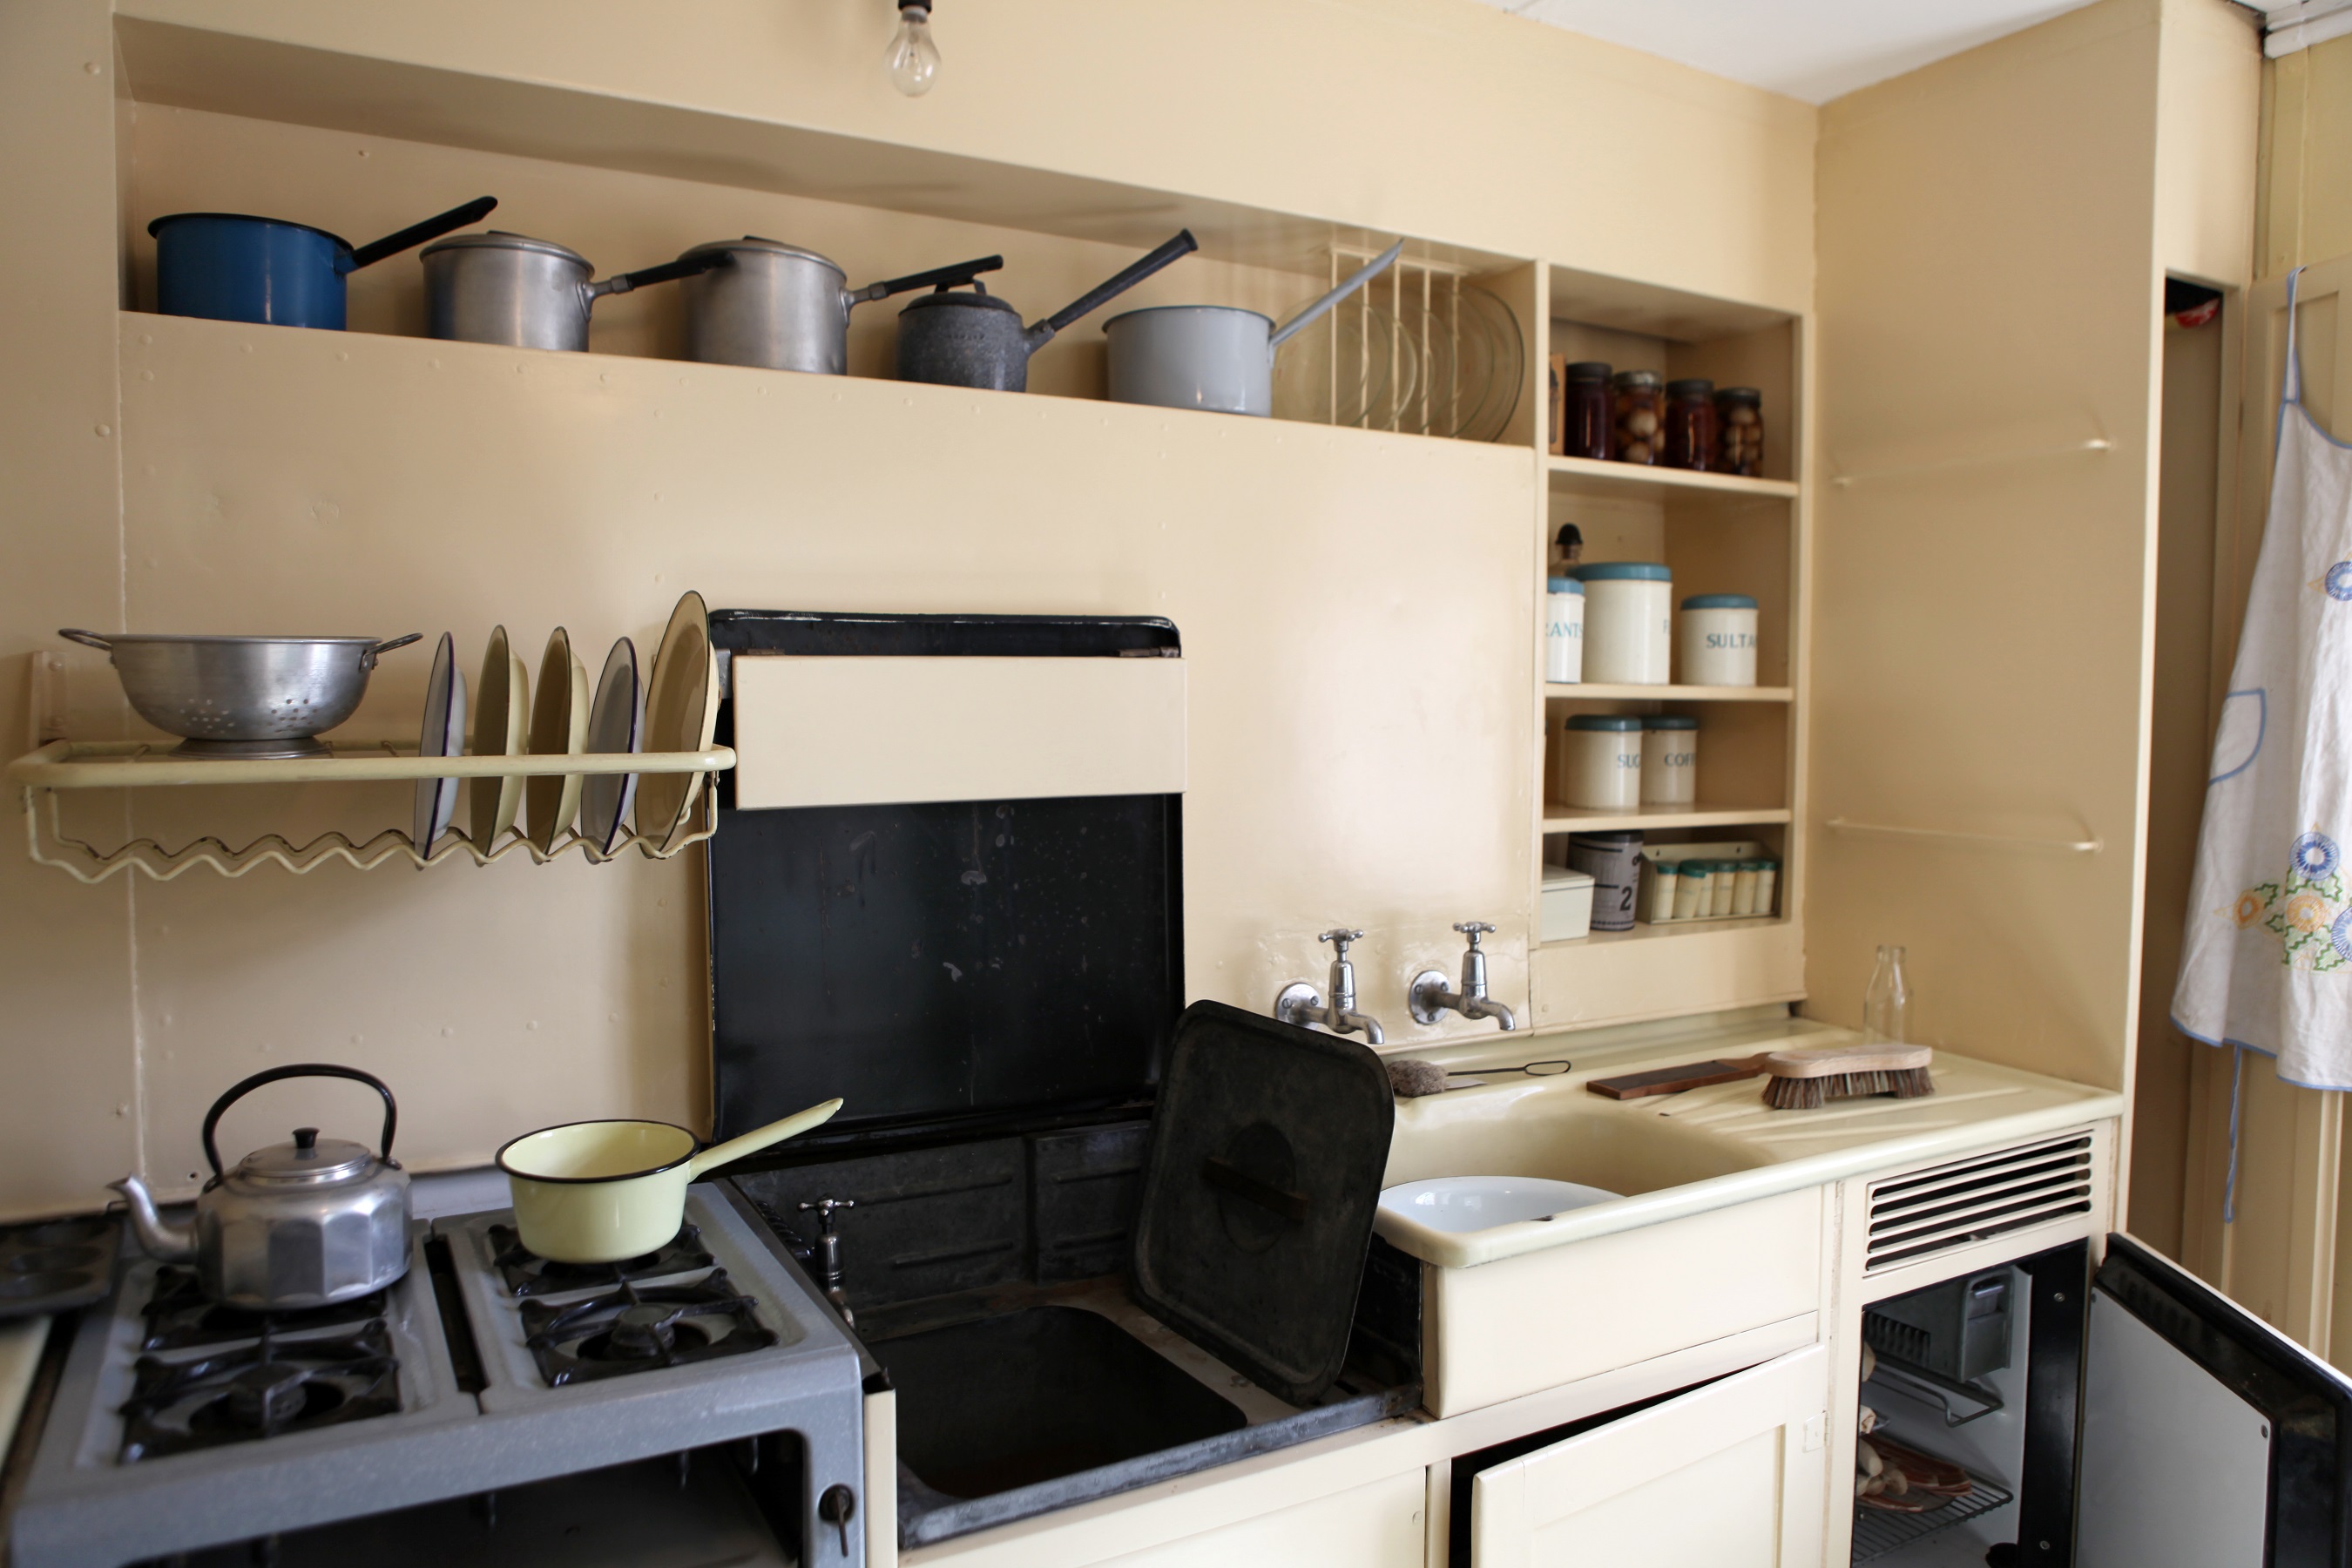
898, 284, 1018, 316
682, 236, 844, 276
420, 230, 589, 267
234, 1127, 373, 1186
1129, 1001, 1395, 1406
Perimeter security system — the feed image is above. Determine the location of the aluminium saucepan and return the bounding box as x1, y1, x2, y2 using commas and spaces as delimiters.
677, 238, 1006, 375
1104, 240, 1405, 417
497, 1098, 842, 1263
422, 232, 732, 353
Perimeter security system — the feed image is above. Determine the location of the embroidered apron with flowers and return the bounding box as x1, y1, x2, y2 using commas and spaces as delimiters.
2174, 269, 2352, 1090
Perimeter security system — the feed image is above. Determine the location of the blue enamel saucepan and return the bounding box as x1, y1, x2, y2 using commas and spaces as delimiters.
148, 195, 497, 330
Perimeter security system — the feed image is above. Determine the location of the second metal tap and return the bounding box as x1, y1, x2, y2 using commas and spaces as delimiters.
1274, 929, 1385, 1044
1409, 922, 1517, 1031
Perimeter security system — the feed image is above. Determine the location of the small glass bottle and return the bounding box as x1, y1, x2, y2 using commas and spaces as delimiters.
1716, 387, 1764, 476
1612, 370, 1664, 465
1863, 944, 1911, 1044
1552, 522, 1585, 577
1662, 378, 1718, 470
1562, 362, 1614, 460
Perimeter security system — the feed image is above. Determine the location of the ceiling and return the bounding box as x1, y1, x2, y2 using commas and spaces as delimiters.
1467, 0, 2109, 103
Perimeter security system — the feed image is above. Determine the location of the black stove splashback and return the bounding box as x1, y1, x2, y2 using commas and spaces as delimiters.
706, 612, 1183, 1146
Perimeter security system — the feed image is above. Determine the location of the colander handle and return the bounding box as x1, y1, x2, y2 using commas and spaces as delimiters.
57, 628, 112, 652
362, 633, 423, 671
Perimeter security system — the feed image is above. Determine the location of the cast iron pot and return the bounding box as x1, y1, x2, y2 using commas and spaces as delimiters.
421, 232, 731, 353
895, 228, 1199, 393
1105, 240, 1404, 417
678, 239, 1006, 375
497, 1098, 841, 1263
149, 197, 497, 330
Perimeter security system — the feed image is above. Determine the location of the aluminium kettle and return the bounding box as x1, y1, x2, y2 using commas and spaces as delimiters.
112, 1064, 410, 1311
895, 229, 1199, 393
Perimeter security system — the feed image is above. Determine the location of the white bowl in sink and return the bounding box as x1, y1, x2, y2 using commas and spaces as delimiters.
1378, 1175, 1621, 1234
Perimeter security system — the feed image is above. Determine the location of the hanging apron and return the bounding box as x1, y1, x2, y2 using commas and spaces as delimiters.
2173, 267, 2352, 1091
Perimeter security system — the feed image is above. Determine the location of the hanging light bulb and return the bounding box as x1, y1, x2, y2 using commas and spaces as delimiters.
886, 1, 940, 96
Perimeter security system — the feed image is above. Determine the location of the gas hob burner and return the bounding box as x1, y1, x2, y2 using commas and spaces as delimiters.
518, 1271, 775, 1387
486, 1223, 715, 1297
119, 1321, 401, 1461
139, 1265, 389, 1352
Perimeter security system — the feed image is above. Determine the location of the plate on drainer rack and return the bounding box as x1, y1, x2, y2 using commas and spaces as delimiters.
413, 633, 466, 853
1272, 280, 1518, 442
1273, 300, 1417, 429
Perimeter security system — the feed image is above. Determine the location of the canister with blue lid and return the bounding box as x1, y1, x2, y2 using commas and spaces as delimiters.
1678, 593, 1759, 686
1572, 562, 1673, 685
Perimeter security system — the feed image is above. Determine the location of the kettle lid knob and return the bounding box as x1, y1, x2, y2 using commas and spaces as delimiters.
294, 1126, 319, 1155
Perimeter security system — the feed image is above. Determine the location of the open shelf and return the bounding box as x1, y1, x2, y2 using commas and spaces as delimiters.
1544, 684, 1793, 703
1542, 916, 1784, 951
1541, 804, 1792, 834
1544, 454, 1798, 501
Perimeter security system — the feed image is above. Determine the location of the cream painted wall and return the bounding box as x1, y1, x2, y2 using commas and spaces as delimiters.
1, 0, 1823, 1217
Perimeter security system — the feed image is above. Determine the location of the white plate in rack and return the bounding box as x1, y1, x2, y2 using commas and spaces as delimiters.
635, 591, 718, 853
578, 637, 644, 855
526, 627, 591, 853
469, 625, 530, 850
413, 633, 467, 854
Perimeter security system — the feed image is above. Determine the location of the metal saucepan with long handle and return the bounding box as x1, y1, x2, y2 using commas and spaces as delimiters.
1103, 240, 1406, 416
57, 630, 422, 759
678, 240, 1007, 375
895, 228, 1200, 392
149, 197, 497, 330
421, 232, 733, 353
497, 1098, 843, 1263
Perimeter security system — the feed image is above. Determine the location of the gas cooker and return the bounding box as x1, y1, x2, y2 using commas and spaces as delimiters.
9, 1185, 865, 1568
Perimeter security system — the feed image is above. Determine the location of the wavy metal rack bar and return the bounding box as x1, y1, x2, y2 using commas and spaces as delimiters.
9, 739, 735, 883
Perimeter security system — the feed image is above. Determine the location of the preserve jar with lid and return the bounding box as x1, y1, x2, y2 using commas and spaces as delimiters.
1612, 370, 1663, 465
1661, 378, 1718, 470
1561, 714, 1643, 810
1571, 562, 1673, 684
1563, 362, 1614, 461
1715, 387, 1764, 476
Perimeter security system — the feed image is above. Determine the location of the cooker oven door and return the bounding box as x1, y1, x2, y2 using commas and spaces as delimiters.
2077, 1233, 2352, 1567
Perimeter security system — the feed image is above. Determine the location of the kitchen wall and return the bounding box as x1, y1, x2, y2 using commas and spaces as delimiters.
0, 0, 1818, 1218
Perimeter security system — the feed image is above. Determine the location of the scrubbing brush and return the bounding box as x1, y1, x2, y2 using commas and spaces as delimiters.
1757, 1044, 1935, 1110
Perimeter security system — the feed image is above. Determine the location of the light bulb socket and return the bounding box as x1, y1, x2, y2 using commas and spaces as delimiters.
897, 1, 931, 13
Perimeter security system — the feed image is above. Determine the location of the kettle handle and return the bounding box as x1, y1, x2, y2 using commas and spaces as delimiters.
200, 1063, 398, 1180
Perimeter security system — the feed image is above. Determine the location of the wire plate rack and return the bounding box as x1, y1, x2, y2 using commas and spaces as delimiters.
1850, 1459, 2015, 1564
9, 739, 733, 882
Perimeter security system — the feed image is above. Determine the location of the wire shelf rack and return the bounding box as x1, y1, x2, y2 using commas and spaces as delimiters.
1850, 1456, 2015, 1564
9, 739, 733, 882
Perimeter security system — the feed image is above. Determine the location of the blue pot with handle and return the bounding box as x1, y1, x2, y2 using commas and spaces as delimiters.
149, 195, 497, 329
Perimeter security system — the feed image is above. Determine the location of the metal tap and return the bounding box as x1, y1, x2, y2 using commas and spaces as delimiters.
1409, 922, 1517, 1031
797, 1197, 857, 1325
1274, 929, 1386, 1044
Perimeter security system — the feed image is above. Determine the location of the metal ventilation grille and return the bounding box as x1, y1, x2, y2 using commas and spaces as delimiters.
1865, 1134, 2093, 1271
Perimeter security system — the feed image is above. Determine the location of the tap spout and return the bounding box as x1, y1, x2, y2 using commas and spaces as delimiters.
111, 1175, 198, 1262
1407, 921, 1517, 1031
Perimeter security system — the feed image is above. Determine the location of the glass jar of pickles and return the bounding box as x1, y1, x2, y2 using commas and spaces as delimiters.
1715, 387, 1764, 476
1562, 362, 1614, 461
1612, 370, 1663, 465
1662, 378, 1718, 470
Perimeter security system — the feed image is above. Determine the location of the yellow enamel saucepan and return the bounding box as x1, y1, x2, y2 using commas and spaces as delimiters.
496, 1098, 841, 1263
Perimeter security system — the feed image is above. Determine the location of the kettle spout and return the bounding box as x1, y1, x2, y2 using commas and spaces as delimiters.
111, 1175, 198, 1262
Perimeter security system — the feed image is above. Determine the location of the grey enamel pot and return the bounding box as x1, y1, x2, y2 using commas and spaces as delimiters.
422, 232, 729, 353
895, 228, 1198, 392
1105, 240, 1403, 416
679, 239, 1004, 375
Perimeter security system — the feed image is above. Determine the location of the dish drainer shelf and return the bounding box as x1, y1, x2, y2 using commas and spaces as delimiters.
10, 739, 735, 882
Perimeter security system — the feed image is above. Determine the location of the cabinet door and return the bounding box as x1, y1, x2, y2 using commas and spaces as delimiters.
1090, 1467, 1426, 1568
2078, 1233, 2351, 1566
1469, 1346, 1828, 1567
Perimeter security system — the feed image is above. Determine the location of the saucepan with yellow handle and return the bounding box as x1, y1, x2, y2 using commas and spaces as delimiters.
496, 1098, 841, 1263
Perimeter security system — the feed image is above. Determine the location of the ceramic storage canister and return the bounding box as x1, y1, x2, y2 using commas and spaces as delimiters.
1573, 563, 1673, 685
1562, 714, 1643, 810
1544, 578, 1585, 683
1678, 593, 1759, 686
1640, 714, 1699, 806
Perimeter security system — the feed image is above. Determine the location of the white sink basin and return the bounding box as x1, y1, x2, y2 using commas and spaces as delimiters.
1377, 1175, 1620, 1234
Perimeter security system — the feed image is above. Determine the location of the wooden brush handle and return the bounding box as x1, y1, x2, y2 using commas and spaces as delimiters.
1588, 1054, 1772, 1100
1762, 1043, 1932, 1078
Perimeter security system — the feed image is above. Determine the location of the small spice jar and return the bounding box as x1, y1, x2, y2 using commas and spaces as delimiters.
1708, 861, 1738, 916
1562, 362, 1614, 461
1661, 378, 1718, 470
1612, 370, 1664, 465
1645, 860, 1680, 923
1715, 387, 1764, 476
1730, 860, 1762, 916
1561, 715, 1644, 809
1639, 714, 1699, 806
1672, 861, 1711, 920
1752, 858, 1779, 917
1544, 578, 1585, 684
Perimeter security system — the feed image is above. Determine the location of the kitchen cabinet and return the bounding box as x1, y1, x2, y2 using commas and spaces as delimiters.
1463, 1345, 1830, 1567
1078, 1469, 1427, 1568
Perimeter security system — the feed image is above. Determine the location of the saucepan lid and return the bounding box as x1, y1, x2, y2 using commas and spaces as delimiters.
1128, 999, 1394, 1406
